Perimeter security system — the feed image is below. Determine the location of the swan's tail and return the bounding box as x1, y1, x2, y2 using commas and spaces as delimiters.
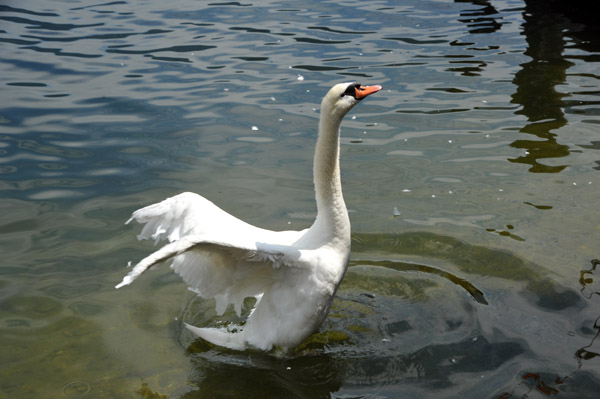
184, 323, 247, 351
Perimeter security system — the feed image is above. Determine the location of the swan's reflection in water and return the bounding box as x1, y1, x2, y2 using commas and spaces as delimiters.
184, 350, 342, 398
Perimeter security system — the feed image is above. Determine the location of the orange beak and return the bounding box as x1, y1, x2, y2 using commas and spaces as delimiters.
355, 84, 382, 99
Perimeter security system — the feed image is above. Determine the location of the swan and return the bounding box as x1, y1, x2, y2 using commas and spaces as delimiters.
116, 82, 382, 353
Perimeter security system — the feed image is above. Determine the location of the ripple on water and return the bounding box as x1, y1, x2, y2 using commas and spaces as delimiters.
41, 283, 102, 301
0, 295, 63, 320
62, 380, 91, 397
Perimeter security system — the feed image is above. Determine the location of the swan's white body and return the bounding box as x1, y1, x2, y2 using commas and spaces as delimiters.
116, 82, 382, 353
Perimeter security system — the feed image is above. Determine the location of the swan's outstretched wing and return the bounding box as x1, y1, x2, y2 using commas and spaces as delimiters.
128, 192, 270, 244
116, 235, 303, 315
119, 191, 308, 314
129, 191, 305, 246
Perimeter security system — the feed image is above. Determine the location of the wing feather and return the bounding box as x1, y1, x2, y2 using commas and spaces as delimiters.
119, 191, 307, 315
116, 234, 302, 315
128, 191, 305, 246
128, 192, 262, 244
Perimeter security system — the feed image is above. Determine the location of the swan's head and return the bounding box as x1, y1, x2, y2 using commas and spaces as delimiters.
321, 82, 382, 118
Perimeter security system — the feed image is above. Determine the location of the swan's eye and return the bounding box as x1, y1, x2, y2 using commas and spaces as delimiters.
341, 83, 362, 98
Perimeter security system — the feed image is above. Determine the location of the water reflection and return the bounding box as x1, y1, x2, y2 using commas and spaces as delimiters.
509, 1, 571, 173
508, 1, 600, 173
456, 0, 504, 35
577, 259, 600, 364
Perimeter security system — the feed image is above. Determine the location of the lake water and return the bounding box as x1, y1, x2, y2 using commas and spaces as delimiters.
1, 0, 599, 397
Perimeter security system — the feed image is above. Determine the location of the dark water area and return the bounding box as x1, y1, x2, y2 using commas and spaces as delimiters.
1, 0, 599, 398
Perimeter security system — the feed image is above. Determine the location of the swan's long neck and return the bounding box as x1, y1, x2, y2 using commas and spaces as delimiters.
310, 104, 350, 246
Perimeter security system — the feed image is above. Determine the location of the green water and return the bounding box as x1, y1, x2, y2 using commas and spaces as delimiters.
1, 0, 599, 398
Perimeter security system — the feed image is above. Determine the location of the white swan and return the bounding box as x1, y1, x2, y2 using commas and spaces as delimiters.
116, 82, 382, 353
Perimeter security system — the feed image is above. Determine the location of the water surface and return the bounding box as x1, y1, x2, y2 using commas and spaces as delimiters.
1, 0, 599, 398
